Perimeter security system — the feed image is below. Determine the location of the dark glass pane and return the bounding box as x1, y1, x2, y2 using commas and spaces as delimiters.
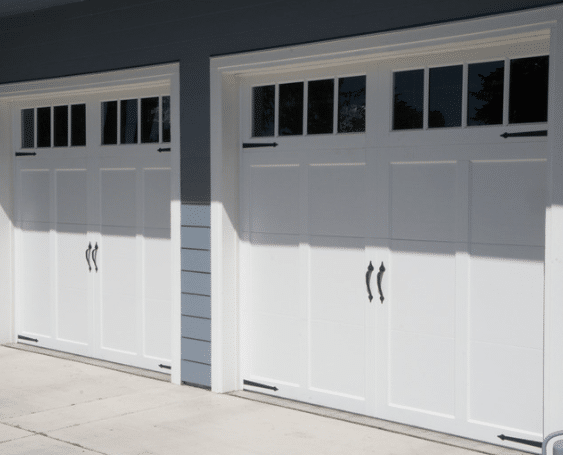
37, 107, 51, 148
101, 101, 117, 145
141, 97, 159, 143
467, 61, 504, 126
162, 96, 170, 143
393, 69, 424, 130
509, 55, 549, 124
121, 99, 138, 144
428, 65, 462, 128
338, 76, 365, 133
21, 109, 34, 148
279, 82, 303, 136
307, 79, 334, 134
54, 105, 68, 147
71, 104, 86, 146
252, 85, 275, 137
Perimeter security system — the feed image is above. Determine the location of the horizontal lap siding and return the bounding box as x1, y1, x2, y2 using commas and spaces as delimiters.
181, 204, 211, 387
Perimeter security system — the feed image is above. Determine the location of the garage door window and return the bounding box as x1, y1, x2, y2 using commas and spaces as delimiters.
251, 75, 366, 137
102, 96, 171, 145
467, 60, 504, 126
21, 103, 87, 149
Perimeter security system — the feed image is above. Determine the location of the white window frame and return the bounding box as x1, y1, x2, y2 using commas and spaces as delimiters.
210, 4, 563, 436
0, 63, 182, 385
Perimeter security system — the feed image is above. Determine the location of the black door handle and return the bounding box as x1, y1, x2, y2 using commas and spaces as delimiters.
366, 261, 374, 302
92, 242, 98, 272
377, 262, 385, 303
85, 242, 92, 272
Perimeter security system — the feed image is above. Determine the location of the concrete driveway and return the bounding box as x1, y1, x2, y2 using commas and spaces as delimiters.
0, 344, 529, 455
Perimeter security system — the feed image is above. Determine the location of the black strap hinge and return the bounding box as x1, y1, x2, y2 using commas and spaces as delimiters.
500, 130, 547, 138
497, 434, 542, 448
18, 335, 38, 342
157, 148, 171, 153
158, 364, 171, 369
242, 142, 278, 148
15, 152, 37, 157
243, 379, 278, 391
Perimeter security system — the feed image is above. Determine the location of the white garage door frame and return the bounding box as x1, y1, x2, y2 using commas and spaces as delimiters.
210, 4, 563, 437
0, 63, 182, 385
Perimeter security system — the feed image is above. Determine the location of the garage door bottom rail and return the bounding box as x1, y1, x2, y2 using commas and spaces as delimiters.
229, 390, 535, 455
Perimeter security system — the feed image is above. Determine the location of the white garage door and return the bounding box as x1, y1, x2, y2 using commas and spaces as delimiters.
15, 85, 173, 372
240, 41, 547, 451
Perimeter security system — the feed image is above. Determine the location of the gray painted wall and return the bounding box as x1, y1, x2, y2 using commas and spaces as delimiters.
1, 0, 561, 388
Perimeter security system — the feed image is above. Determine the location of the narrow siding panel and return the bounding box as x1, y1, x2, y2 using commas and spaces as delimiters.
182, 360, 211, 387
181, 204, 210, 227
181, 271, 211, 296
182, 248, 211, 273
182, 338, 211, 364
181, 226, 210, 249
181, 293, 211, 319
182, 315, 211, 342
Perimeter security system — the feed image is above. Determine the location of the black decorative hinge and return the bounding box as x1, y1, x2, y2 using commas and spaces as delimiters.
15, 152, 37, 157
500, 130, 547, 138
158, 364, 171, 369
243, 379, 278, 391
157, 148, 171, 153
497, 434, 542, 448
18, 335, 38, 342
242, 142, 278, 148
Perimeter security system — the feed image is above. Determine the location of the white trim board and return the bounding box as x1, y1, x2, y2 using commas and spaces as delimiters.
0, 63, 182, 385
210, 3, 563, 440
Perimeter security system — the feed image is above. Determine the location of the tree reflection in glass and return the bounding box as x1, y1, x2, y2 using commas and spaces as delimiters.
467, 61, 504, 126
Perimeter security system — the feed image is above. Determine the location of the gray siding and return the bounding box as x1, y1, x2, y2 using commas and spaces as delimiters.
181, 204, 211, 388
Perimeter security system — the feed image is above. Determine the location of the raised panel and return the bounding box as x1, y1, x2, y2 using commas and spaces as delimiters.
20, 170, 50, 223
100, 169, 136, 228
309, 163, 366, 237
250, 164, 300, 234
470, 244, 544, 350
390, 162, 457, 242
469, 341, 542, 433
56, 169, 87, 225
144, 298, 171, 360
144, 169, 170, 229
470, 161, 546, 246
389, 330, 455, 416
144, 236, 171, 302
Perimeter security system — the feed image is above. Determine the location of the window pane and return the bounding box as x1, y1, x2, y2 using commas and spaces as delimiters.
21, 109, 34, 149
162, 96, 170, 143
37, 107, 51, 148
252, 85, 275, 137
467, 61, 504, 126
121, 99, 138, 144
101, 101, 117, 145
338, 76, 365, 133
54, 105, 69, 147
71, 104, 86, 146
393, 69, 424, 130
279, 82, 303, 136
141, 97, 159, 143
307, 79, 334, 134
509, 55, 549, 124
428, 65, 462, 128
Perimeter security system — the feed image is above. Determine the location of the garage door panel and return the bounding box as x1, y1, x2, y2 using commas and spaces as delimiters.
389, 241, 456, 338
57, 286, 88, 344
389, 330, 455, 417
309, 237, 365, 326
100, 169, 137, 228
144, 169, 170, 230
144, 298, 171, 360
309, 163, 366, 237
310, 319, 365, 399
470, 244, 544, 350
101, 292, 137, 354
469, 341, 542, 434
250, 233, 300, 318
56, 169, 87, 225
249, 164, 300, 235
251, 312, 302, 386
144, 235, 171, 301
20, 170, 50, 223
390, 162, 457, 242
470, 160, 546, 246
